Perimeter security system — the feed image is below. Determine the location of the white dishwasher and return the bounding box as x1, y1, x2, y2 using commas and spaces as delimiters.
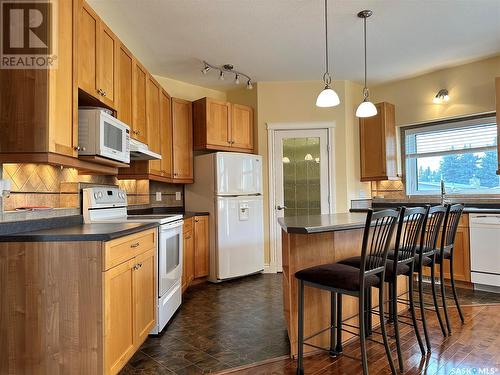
469, 213, 500, 292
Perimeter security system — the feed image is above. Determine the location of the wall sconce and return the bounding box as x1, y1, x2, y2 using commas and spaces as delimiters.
433, 89, 450, 104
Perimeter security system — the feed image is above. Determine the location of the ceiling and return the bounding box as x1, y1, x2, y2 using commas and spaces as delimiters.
88, 0, 500, 90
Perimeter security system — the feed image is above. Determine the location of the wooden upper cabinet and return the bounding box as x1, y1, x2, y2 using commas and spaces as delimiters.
359, 102, 398, 181
77, 0, 116, 108
77, 1, 98, 98
133, 62, 148, 144
160, 90, 173, 178
0, 0, 76, 157
172, 98, 193, 183
231, 104, 254, 151
496, 77, 499, 175
116, 44, 133, 126
97, 23, 117, 107
147, 76, 161, 175
193, 97, 254, 153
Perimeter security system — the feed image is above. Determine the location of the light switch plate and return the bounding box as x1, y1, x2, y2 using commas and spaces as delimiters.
156, 192, 162, 201
175, 192, 182, 201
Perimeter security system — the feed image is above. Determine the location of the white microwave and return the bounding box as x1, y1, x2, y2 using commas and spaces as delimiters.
78, 108, 130, 164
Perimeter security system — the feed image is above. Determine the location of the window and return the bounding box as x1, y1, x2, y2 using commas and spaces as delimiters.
403, 115, 499, 195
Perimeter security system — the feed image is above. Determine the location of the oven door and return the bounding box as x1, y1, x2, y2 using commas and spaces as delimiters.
98, 111, 130, 164
158, 220, 183, 297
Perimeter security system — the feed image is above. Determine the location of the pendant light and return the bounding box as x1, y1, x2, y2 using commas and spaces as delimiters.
355, 10, 377, 118
316, 0, 340, 107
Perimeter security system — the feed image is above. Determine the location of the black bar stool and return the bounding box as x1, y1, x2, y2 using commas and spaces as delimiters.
413, 205, 448, 344
435, 204, 466, 334
295, 209, 399, 375
340, 206, 429, 372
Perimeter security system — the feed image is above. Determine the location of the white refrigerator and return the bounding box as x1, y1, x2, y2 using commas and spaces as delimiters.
185, 152, 264, 282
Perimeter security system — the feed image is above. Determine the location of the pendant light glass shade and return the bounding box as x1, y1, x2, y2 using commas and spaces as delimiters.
316, 0, 340, 108
356, 99, 377, 117
316, 85, 340, 107
356, 10, 376, 118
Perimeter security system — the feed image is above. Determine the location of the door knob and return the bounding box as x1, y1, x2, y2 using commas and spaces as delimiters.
276, 205, 287, 211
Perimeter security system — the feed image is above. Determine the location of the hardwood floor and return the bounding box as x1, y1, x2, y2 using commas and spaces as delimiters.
222, 304, 500, 375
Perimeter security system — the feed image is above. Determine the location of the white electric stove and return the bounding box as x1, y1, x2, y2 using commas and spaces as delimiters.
82, 186, 183, 334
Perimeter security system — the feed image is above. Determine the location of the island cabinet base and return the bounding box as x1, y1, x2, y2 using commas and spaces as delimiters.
282, 229, 408, 357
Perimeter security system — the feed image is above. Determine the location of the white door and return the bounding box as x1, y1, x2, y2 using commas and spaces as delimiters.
272, 129, 332, 271
216, 195, 265, 280
216, 152, 263, 195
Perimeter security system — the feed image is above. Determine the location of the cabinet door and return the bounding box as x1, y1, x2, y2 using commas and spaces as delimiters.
160, 90, 173, 178
194, 216, 209, 278
436, 227, 471, 282
231, 104, 254, 151
183, 228, 194, 292
97, 22, 117, 108
133, 248, 156, 345
147, 76, 161, 176
116, 44, 133, 126
133, 62, 148, 144
206, 98, 231, 148
172, 98, 193, 182
78, 1, 98, 97
104, 259, 136, 375
359, 102, 387, 180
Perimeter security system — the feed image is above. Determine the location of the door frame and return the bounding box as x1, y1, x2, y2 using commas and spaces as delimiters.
267, 121, 336, 273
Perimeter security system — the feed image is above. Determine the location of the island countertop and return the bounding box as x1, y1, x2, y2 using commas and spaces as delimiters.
278, 212, 368, 234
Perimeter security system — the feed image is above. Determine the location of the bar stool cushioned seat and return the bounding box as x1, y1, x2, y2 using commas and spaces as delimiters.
338, 256, 410, 279
295, 263, 380, 291
386, 250, 432, 266
434, 248, 452, 263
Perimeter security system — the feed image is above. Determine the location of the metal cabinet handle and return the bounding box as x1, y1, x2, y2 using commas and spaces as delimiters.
130, 242, 140, 248
74, 146, 86, 152
133, 263, 142, 270
276, 205, 287, 211
102, 91, 107, 97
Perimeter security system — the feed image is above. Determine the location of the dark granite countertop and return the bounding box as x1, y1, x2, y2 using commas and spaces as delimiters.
127, 207, 209, 219
279, 213, 368, 234
0, 221, 158, 242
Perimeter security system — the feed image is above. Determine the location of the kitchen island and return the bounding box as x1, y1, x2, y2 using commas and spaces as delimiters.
279, 212, 407, 357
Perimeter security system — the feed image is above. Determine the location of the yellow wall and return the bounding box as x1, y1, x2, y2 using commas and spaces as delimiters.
372, 55, 500, 126
229, 81, 370, 264
154, 75, 226, 102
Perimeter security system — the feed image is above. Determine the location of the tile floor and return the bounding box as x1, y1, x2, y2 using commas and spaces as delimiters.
120, 273, 500, 375
120, 274, 289, 375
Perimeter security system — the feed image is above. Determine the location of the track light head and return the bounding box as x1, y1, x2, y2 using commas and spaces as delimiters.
219, 71, 224, 80
246, 80, 253, 90
235, 74, 240, 85
201, 65, 210, 75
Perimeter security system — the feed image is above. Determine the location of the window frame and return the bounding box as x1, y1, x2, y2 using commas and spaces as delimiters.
400, 112, 498, 196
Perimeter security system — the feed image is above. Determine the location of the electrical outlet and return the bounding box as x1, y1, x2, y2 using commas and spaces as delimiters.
175, 192, 182, 201
156, 192, 162, 201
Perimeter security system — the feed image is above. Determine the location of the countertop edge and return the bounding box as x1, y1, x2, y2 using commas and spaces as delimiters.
0, 222, 159, 242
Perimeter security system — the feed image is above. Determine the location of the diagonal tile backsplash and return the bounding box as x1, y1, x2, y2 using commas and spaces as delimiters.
1, 163, 183, 212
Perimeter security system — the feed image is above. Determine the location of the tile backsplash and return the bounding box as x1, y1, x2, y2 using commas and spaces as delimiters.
1, 163, 183, 212
371, 180, 406, 199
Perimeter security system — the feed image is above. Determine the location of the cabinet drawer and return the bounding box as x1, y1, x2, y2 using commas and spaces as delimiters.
104, 229, 156, 271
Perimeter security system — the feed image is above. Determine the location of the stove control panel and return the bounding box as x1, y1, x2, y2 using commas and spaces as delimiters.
83, 187, 127, 209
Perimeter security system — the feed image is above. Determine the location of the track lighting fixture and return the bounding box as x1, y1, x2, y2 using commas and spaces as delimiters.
200, 61, 254, 89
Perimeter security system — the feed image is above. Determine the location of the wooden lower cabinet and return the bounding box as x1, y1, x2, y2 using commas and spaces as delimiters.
423, 214, 471, 283
182, 215, 209, 292
194, 216, 210, 278
182, 218, 195, 292
104, 234, 157, 375
104, 259, 136, 375
0, 228, 157, 375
